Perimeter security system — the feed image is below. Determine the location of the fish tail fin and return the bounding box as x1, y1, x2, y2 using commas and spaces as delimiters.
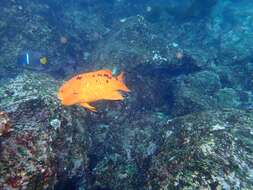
117, 72, 130, 92
117, 72, 125, 82
119, 83, 130, 92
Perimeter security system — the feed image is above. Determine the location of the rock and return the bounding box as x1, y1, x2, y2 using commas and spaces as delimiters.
0, 72, 89, 190
146, 0, 218, 22
147, 109, 253, 189
0, 112, 11, 137
85, 111, 169, 189
83, 108, 253, 189
90, 15, 202, 74
215, 88, 240, 108
0, 0, 58, 77
62, 7, 109, 43
170, 71, 221, 116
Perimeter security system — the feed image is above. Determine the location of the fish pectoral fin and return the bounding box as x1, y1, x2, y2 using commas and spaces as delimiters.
103, 91, 124, 100
79, 102, 97, 112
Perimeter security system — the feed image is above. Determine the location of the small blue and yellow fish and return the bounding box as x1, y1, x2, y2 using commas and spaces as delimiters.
17, 51, 48, 70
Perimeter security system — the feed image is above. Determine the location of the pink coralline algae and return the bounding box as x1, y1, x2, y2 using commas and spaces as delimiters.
0, 111, 11, 136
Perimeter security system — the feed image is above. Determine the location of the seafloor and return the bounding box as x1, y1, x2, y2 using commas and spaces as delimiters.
1, 0, 253, 189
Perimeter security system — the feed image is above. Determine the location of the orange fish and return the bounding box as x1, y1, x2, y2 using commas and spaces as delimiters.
57, 69, 130, 112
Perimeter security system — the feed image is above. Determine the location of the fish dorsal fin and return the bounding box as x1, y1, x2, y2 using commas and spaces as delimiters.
79, 102, 97, 112
103, 69, 113, 75
97, 69, 112, 76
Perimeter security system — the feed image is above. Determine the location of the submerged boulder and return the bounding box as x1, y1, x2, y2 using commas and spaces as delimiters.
0, 72, 89, 190
0, 73, 253, 190
170, 70, 221, 116
86, 109, 253, 190
90, 15, 202, 74
147, 109, 253, 189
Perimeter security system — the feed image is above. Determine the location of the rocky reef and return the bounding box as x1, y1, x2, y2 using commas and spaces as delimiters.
0, 72, 89, 189
1, 0, 253, 189
148, 109, 253, 189
87, 108, 253, 189
1, 72, 253, 189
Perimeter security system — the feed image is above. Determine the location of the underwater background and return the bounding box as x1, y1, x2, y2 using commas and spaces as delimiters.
1, 0, 253, 189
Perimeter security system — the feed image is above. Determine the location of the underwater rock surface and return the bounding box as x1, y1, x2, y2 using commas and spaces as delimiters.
0, 72, 89, 189
148, 109, 253, 189
1, 72, 253, 189
170, 70, 221, 116
86, 109, 253, 190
